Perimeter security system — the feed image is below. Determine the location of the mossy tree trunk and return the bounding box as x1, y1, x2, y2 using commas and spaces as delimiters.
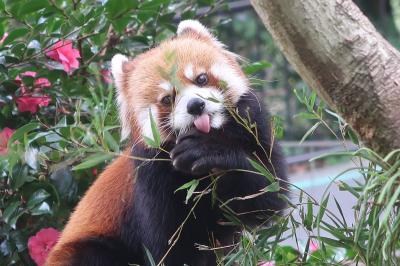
250, 0, 400, 155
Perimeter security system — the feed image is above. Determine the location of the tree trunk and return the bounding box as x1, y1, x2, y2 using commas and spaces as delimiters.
250, 0, 400, 155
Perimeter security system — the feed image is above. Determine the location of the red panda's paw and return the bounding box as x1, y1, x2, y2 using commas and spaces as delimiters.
170, 129, 245, 175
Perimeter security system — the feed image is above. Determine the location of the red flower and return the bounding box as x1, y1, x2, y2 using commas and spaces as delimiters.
15, 71, 51, 90
100, 69, 112, 84
16, 96, 51, 114
16, 71, 37, 80
34, 78, 51, 88
28, 228, 60, 266
0, 127, 15, 155
46, 40, 81, 74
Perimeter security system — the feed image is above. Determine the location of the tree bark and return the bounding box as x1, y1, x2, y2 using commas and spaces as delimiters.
250, 0, 400, 155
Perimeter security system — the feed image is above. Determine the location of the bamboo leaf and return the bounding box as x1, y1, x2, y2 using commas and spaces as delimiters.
72, 153, 114, 171
300, 121, 321, 144
247, 158, 275, 183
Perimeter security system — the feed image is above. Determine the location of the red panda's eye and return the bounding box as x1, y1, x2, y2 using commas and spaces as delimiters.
161, 95, 172, 106
195, 73, 208, 86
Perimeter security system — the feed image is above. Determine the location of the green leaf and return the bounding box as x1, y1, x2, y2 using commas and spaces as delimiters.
294, 112, 319, 120
247, 158, 275, 183
103, 130, 119, 152
347, 127, 359, 145
11, 165, 35, 189
175, 179, 200, 204
185, 179, 199, 204
72, 153, 114, 171
3, 27, 30, 45
243, 60, 272, 75
309, 91, 317, 108
275, 245, 300, 263
3, 201, 20, 224
105, 0, 138, 18
262, 182, 280, 192
148, 108, 161, 147
304, 198, 313, 231
18, 0, 49, 16
30, 202, 51, 216
8, 122, 40, 148
7, 212, 24, 229
27, 189, 50, 209
50, 167, 77, 202
143, 136, 158, 148
317, 236, 350, 249
333, 196, 347, 227
316, 194, 329, 226
300, 121, 321, 144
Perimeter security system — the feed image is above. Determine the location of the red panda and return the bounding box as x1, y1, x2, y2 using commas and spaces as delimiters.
46, 20, 287, 266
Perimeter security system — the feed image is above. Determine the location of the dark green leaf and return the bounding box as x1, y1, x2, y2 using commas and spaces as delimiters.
8, 122, 40, 147
3, 28, 30, 45
27, 189, 50, 209
304, 198, 313, 231
30, 202, 51, 216
3, 201, 20, 224
18, 0, 49, 16
50, 167, 77, 202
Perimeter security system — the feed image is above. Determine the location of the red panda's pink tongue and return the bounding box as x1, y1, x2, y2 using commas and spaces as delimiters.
194, 114, 210, 133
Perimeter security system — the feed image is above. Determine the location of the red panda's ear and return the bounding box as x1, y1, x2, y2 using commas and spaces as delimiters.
177, 20, 224, 47
111, 54, 131, 140
111, 54, 129, 90
177, 20, 213, 38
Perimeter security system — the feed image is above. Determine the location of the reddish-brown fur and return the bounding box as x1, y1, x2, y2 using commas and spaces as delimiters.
46, 26, 249, 265
46, 150, 133, 265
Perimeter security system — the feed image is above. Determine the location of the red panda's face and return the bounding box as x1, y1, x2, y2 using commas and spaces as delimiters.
112, 20, 249, 145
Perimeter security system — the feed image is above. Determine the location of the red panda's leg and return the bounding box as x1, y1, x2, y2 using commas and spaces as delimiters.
46, 150, 136, 265
47, 236, 137, 266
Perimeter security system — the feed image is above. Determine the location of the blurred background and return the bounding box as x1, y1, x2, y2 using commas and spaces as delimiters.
195, 0, 397, 193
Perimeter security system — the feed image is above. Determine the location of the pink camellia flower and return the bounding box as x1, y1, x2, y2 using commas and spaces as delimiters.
16, 96, 51, 114
34, 78, 51, 88
46, 40, 81, 74
15, 71, 51, 89
0, 32, 8, 44
28, 228, 60, 266
100, 69, 112, 84
19, 71, 37, 78
310, 240, 319, 252
258, 261, 275, 266
0, 127, 15, 155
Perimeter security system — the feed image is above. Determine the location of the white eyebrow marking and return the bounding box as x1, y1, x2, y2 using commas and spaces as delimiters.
184, 64, 194, 80
159, 81, 172, 91
210, 62, 249, 102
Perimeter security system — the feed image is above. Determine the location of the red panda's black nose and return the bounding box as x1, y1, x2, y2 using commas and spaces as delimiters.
187, 98, 205, 116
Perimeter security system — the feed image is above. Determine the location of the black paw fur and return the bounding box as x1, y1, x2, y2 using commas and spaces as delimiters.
170, 129, 244, 175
